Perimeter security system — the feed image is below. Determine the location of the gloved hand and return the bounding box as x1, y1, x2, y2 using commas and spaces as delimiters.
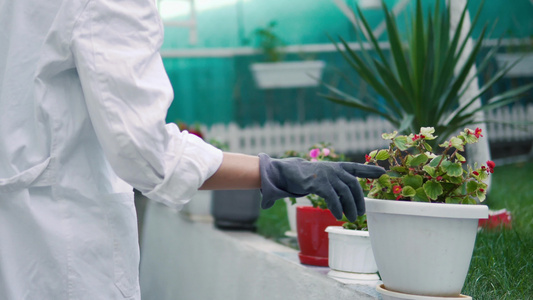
258, 153, 385, 222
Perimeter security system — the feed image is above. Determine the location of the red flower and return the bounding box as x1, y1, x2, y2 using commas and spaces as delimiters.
365, 154, 371, 163
393, 185, 402, 194
396, 195, 402, 200
412, 134, 420, 141
486, 160, 496, 173
479, 188, 485, 193
436, 176, 443, 181
474, 128, 483, 138
472, 171, 479, 176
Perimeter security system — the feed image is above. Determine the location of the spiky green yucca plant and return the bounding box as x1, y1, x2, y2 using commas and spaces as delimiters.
323, 0, 533, 145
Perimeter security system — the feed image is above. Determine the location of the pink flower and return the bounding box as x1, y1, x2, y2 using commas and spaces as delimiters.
486, 160, 495, 173
309, 148, 320, 159
475, 128, 483, 138
310, 158, 318, 162
322, 148, 330, 157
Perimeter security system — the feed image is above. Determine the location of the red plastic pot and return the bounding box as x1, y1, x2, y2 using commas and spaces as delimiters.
296, 206, 343, 266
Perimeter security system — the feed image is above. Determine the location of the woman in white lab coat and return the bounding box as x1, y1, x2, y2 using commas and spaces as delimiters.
0, 0, 384, 299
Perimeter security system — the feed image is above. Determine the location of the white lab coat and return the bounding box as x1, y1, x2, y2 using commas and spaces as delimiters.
0, 0, 223, 299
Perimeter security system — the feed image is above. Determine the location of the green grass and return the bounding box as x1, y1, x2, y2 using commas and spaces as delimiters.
256, 160, 533, 299
463, 160, 533, 299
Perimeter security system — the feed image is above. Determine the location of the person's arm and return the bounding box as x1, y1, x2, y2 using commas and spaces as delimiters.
201, 152, 385, 222
199, 152, 260, 190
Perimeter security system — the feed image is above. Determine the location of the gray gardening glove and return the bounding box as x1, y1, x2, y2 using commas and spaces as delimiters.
258, 153, 385, 222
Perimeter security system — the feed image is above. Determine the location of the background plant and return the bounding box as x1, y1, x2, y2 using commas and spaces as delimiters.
253, 20, 286, 63
322, 0, 533, 145
360, 127, 493, 204
340, 214, 368, 231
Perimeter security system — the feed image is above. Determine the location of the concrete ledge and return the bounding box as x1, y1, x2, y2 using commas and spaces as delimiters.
139, 200, 380, 300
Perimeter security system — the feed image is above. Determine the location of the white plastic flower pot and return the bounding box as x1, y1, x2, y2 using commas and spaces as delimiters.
326, 226, 380, 285
284, 197, 312, 237
250, 61, 325, 89
365, 198, 488, 297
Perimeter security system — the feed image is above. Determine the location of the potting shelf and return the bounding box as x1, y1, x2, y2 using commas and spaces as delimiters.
139, 199, 380, 300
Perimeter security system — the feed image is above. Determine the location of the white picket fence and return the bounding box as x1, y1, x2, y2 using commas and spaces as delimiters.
203, 104, 533, 156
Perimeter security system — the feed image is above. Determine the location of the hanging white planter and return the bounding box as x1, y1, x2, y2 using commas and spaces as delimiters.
250, 60, 325, 89
325, 226, 380, 285
365, 198, 488, 298
358, 0, 381, 9
495, 53, 533, 78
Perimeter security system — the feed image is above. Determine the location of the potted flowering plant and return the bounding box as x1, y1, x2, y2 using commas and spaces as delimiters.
360, 127, 490, 299
284, 143, 344, 266
325, 214, 380, 285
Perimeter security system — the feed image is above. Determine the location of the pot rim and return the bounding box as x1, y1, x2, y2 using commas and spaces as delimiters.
325, 226, 369, 236
365, 197, 488, 219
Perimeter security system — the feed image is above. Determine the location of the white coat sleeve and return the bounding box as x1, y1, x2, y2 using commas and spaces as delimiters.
70, 0, 223, 208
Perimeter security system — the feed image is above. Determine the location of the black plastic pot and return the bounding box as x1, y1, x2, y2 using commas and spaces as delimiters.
211, 190, 261, 231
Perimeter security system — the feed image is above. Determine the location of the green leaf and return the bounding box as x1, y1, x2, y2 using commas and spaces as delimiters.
394, 136, 409, 151
476, 191, 486, 202
444, 162, 464, 177
414, 187, 430, 202
429, 156, 443, 167
450, 137, 465, 151
423, 142, 433, 152
403, 175, 423, 189
423, 165, 436, 177
455, 153, 466, 163
378, 174, 391, 188
464, 196, 478, 205
409, 153, 429, 167
391, 166, 407, 173
447, 175, 463, 184
419, 127, 436, 140
382, 131, 398, 140
402, 186, 417, 198
446, 197, 463, 204
462, 130, 478, 144
466, 180, 479, 193
376, 149, 390, 161
423, 180, 443, 200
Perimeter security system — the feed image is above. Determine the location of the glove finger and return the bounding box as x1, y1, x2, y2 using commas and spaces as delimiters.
260, 197, 276, 210
315, 185, 343, 220
341, 162, 386, 179
338, 171, 366, 217
331, 179, 357, 222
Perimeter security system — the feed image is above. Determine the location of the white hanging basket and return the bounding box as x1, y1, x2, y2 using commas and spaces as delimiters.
250, 60, 325, 89
495, 53, 533, 77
